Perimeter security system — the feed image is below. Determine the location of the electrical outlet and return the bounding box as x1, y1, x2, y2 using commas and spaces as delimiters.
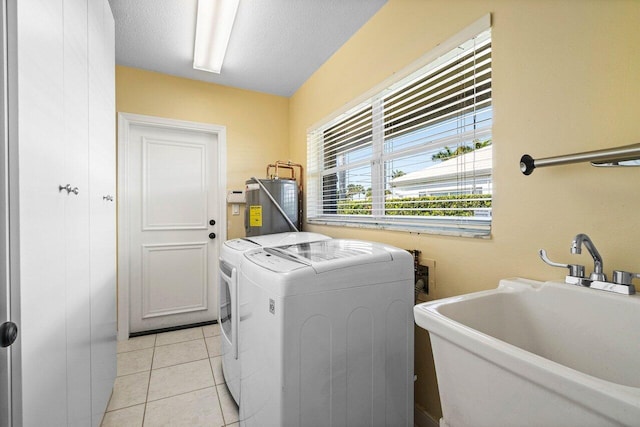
421, 258, 436, 293
415, 258, 435, 303
406, 249, 436, 301
416, 265, 429, 292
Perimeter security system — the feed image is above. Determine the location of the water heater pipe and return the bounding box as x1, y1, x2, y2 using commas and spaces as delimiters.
266, 163, 295, 180
268, 160, 300, 182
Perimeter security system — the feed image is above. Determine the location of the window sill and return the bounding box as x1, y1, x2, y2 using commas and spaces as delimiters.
307, 216, 491, 239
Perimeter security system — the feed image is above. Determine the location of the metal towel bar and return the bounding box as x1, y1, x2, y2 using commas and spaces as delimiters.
520, 143, 640, 175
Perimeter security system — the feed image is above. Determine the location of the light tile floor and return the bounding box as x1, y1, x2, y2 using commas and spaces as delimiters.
102, 324, 239, 427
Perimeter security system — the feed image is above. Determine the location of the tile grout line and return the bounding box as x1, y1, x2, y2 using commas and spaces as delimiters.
103, 401, 145, 414
105, 335, 154, 418
146, 328, 218, 424
208, 352, 228, 425
154, 335, 210, 348
144, 384, 218, 405
151, 352, 211, 371
107, 327, 227, 424
145, 327, 209, 403
117, 346, 155, 355
210, 327, 236, 426
141, 333, 157, 427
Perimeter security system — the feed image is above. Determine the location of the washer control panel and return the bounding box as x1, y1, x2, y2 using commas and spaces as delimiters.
244, 249, 308, 273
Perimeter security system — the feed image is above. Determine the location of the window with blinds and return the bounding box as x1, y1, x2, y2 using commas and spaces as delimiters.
307, 26, 492, 237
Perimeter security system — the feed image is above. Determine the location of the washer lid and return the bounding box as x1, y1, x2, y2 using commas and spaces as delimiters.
266, 239, 393, 273
226, 232, 330, 252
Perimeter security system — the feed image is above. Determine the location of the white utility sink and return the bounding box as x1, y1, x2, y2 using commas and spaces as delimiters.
414, 278, 640, 427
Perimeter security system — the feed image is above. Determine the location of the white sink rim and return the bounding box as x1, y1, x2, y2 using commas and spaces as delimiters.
414, 277, 640, 425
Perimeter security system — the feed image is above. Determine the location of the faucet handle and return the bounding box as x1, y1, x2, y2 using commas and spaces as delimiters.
612, 270, 640, 286
539, 249, 585, 278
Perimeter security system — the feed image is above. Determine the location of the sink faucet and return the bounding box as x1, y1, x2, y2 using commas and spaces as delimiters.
540, 233, 635, 295
570, 234, 606, 281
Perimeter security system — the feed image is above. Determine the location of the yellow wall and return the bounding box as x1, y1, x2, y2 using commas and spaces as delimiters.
289, 0, 640, 421
116, 1, 640, 421
115, 65, 290, 239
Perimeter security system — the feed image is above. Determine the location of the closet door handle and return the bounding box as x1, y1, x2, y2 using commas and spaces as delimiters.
0, 322, 18, 348
103, 195, 114, 202
58, 184, 79, 195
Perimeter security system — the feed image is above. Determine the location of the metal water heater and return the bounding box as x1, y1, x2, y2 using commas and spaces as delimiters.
245, 178, 300, 237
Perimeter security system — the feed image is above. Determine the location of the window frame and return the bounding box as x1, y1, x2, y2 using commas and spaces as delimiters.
306, 15, 492, 238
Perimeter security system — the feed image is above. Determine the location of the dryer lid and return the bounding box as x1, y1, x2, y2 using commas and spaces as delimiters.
224, 238, 260, 251
266, 239, 393, 273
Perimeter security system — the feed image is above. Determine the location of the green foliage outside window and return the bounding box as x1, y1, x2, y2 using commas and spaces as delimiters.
337, 194, 491, 216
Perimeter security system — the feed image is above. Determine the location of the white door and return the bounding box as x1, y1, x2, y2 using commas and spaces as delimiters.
8, 0, 116, 424
16, 0, 75, 424
127, 122, 221, 333
63, 0, 92, 424
0, 2, 12, 424
88, 0, 116, 424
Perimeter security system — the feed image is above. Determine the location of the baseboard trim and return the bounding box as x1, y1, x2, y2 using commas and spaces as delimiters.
414, 404, 439, 427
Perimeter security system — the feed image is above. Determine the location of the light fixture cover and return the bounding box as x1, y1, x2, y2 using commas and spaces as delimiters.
193, 0, 240, 74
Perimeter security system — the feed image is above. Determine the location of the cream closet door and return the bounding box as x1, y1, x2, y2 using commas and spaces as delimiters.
128, 124, 220, 333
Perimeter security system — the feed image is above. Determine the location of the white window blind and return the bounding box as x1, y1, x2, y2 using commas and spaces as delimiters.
307, 25, 492, 237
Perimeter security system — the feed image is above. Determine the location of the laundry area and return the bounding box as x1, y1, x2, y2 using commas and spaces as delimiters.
220, 162, 415, 426
4, 1, 640, 426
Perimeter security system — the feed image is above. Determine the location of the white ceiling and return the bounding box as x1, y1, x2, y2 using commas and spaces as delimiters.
108, 0, 387, 97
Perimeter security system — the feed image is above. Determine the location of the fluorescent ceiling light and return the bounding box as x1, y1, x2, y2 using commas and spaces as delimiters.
193, 0, 240, 74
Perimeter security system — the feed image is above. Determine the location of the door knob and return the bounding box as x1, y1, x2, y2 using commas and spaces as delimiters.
209, 219, 216, 226
0, 321, 18, 348
209, 233, 216, 239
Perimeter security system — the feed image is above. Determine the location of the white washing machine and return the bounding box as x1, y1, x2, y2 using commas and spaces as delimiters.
238, 239, 415, 427
218, 232, 331, 404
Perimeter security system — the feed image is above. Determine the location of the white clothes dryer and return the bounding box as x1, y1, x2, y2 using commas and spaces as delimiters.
218, 232, 330, 404
238, 239, 414, 427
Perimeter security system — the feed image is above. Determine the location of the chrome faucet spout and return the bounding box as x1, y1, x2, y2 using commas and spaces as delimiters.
540, 235, 634, 295
571, 233, 606, 281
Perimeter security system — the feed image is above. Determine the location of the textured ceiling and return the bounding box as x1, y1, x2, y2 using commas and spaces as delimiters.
108, 0, 387, 97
